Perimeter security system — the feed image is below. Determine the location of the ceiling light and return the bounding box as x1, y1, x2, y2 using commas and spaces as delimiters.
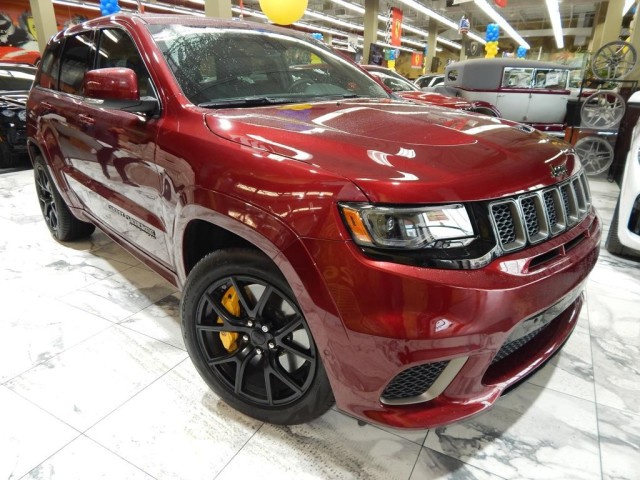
474, 0, 530, 49
546, 0, 564, 49
624, 0, 636, 15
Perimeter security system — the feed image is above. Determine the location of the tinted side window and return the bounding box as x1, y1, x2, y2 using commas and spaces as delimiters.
59, 32, 95, 95
36, 38, 64, 90
96, 29, 153, 97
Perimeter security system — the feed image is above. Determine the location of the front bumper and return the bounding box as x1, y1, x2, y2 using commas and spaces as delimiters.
302, 209, 600, 429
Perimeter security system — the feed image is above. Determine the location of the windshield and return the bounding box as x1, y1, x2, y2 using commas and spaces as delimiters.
149, 24, 389, 106
0, 68, 35, 92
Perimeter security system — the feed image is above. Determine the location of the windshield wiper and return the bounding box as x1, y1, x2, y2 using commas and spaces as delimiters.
198, 97, 301, 108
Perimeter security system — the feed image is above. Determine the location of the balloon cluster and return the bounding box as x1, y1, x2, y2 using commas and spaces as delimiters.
516, 46, 527, 59
100, 0, 120, 16
485, 23, 499, 58
259, 0, 308, 25
311, 33, 323, 41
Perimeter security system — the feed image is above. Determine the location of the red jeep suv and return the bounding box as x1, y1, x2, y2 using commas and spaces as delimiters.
27, 14, 601, 429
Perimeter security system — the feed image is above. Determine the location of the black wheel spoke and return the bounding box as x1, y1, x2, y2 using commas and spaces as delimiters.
263, 368, 274, 406
207, 351, 240, 366
280, 341, 314, 362
253, 284, 274, 318
204, 291, 245, 327
197, 323, 246, 334
235, 349, 256, 394
274, 316, 304, 341
270, 363, 303, 394
229, 277, 253, 316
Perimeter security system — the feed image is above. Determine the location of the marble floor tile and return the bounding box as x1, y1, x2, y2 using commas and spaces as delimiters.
424, 383, 601, 480
86, 361, 262, 480
528, 330, 595, 402
596, 405, 640, 480
215, 408, 423, 480
6, 325, 188, 431
587, 281, 640, 347
0, 286, 112, 383
591, 335, 640, 414
120, 292, 185, 350
59, 266, 177, 323
0, 386, 79, 480
23, 435, 155, 480
409, 448, 504, 480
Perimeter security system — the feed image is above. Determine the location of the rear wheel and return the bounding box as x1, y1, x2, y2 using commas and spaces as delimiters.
181, 249, 334, 424
33, 155, 95, 241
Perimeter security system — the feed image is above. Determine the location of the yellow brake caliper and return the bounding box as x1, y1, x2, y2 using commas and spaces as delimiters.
217, 286, 240, 352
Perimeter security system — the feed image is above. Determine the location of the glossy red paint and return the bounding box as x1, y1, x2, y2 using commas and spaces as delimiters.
27, 14, 601, 429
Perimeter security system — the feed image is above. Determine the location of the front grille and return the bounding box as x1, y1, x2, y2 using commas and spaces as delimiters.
490, 172, 591, 252
492, 324, 548, 364
382, 361, 449, 400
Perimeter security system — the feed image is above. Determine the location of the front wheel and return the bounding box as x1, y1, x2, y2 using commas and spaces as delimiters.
181, 249, 334, 424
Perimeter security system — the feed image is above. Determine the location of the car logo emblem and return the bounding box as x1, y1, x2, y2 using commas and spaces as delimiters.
550, 164, 569, 178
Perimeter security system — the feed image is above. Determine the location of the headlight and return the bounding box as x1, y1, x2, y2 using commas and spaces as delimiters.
18, 110, 27, 121
1, 109, 15, 118
339, 203, 475, 249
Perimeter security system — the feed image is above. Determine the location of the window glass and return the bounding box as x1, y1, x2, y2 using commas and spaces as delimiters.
501, 67, 533, 88
59, 32, 95, 95
35, 38, 63, 90
0, 67, 35, 91
148, 24, 388, 105
96, 28, 154, 97
532, 69, 569, 90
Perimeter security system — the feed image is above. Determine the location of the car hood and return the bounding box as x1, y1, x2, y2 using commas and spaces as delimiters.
204, 99, 577, 203
395, 91, 473, 110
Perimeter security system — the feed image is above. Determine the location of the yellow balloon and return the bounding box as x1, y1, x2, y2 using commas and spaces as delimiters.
259, 0, 308, 25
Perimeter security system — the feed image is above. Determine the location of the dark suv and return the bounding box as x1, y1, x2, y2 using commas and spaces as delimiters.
27, 14, 601, 429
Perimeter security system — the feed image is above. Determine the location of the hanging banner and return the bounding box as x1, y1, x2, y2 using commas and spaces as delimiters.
411, 51, 423, 68
390, 7, 403, 47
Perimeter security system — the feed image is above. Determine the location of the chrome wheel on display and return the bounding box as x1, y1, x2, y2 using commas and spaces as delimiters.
580, 91, 626, 128
574, 136, 615, 176
591, 41, 638, 80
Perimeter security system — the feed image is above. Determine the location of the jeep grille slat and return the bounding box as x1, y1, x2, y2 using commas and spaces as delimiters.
490, 172, 591, 252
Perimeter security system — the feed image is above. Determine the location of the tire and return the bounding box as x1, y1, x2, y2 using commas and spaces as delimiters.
606, 200, 638, 257
181, 249, 334, 425
33, 155, 95, 241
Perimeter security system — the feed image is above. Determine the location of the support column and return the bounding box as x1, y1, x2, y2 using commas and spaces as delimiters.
204, 0, 232, 19
594, 0, 625, 51
623, 1, 640, 83
425, 25, 437, 73
29, 0, 58, 53
362, 0, 379, 65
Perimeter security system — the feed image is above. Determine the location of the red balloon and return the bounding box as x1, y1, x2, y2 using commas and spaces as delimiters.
495, 0, 508, 7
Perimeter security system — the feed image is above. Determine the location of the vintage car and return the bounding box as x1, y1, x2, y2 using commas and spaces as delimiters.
362, 65, 501, 117
0, 62, 35, 167
442, 58, 574, 135
606, 91, 640, 258
27, 14, 600, 429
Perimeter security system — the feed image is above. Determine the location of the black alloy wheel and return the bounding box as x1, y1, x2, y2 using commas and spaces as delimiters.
33, 155, 95, 241
182, 249, 333, 424
34, 162, 59, 235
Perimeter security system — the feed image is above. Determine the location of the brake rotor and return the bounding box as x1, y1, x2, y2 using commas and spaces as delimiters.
217, 286, 240, 352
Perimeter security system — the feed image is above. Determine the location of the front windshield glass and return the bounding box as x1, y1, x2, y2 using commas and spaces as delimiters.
149, 24, 389, 106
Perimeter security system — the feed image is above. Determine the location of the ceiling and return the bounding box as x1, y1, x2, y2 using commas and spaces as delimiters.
237, 0, 624, 53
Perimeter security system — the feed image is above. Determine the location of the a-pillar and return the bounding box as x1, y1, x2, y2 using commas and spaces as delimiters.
204, 0, 232, 18
424, 25, 437, 73
29, 0, 57, 54
362, 0, 379, 65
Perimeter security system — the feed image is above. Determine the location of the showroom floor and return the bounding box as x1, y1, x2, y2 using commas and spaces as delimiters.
0, 168, 638, 480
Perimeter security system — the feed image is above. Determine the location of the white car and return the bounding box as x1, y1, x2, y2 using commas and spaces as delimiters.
605, 91, 640, 257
